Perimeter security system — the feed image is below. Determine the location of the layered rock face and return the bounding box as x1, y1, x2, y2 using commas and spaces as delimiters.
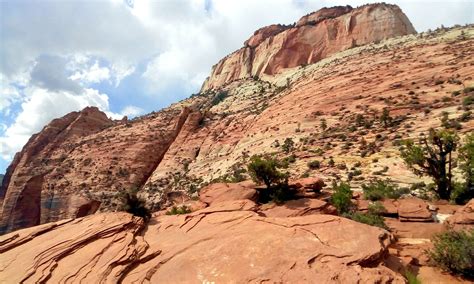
0, 106, 194, 234
1, 5, 473, 235
0, 209, 403, 283
201, 3, 416, 91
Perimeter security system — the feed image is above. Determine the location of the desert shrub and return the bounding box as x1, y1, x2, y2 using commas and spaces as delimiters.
362, 179, 408, 201
450, 182, 473, 205
340, 201, 388, 229
281, 138, 295, 153
210, 91, 228, 106
282, 154, 296, 165
118, 189, 151, 221
307, 160, 321, 169
368, 201, 387, 215
166, 205, 191, 215
427, 229, 474, 277
348, 211, 387, 229
463, 95, 474, 107
405, 271, 422, 284
459, 111, 472, 122
464, 86, 474, 93
331, 182, 353, 214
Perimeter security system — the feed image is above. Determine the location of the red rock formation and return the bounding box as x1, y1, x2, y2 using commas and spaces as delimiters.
0, 210, 404, 283
201, 3, 416, 90
0, 106, 195, 234
1, 6, 473, 236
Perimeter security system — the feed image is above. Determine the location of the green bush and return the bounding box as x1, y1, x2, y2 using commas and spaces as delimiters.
331, 182, 353, 214
427, 229, 474, 277
210, 91, 228, 106
347, 212, 387, 229
166, 205, 191, 215
282, 138, 295, 153
362, 179, 408, 201
405, 271, 422, 284
307, 160, 321, 169
463, 95, 474, 107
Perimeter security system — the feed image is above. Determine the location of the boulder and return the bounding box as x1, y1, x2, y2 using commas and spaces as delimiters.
199, 182, 258, 204
290, 177, 325, 192
398, 198, 433, 222
0, 211, 404, 283
382, 199, 399, 216
446, 198, 474, 229
259, 198, 335, 217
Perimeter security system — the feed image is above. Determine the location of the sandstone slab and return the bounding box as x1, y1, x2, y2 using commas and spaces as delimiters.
290, 177, 325, 192
259, 198, 334, 217
199, 182, 258, 204
398, 198, 433, 222
0, 211, 404, 283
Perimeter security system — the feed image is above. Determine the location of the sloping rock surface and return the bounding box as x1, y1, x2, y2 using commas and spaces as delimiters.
0, 209, 404, 283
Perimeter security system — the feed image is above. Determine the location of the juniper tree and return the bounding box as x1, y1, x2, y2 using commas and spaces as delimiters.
400, 128, 458, 200
247, 155, 287, 189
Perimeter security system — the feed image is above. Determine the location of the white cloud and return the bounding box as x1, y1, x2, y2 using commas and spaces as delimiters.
69, 61, 111, 84
111, 62, 135, 87
0, 84, 21, 115
0, 87, 113, 160
120, 105, 145, 117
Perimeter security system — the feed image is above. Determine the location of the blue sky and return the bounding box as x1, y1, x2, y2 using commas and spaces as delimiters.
0, 0, 473, 174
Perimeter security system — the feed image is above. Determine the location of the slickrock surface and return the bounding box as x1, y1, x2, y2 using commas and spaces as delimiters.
0, 209, 404, 283
1, 5, 473, 234
201, 3, 415, 90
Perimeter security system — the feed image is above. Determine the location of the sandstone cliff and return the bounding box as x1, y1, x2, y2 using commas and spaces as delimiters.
1, 5, 474, 234
201, 3, 416, 91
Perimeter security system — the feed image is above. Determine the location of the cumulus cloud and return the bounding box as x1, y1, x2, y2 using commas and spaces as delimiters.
30, 55, 84, 94
0, 87, 113, 160
69, 61, 111, 84
120, 105, 145, 117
